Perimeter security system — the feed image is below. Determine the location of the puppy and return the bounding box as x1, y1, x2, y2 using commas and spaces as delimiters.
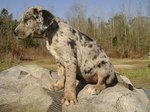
14, 6, 133, 105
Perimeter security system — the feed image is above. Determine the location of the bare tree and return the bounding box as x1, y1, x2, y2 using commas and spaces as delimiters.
65, 2, 88, 33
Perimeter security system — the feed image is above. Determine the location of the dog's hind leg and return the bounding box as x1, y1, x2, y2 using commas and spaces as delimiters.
88, 69, 107, 95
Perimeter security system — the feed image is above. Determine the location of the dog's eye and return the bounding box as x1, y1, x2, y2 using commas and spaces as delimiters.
24, 18, 28, 22
23, 19, 29, 25
24, 16, 34, 22
30, 16, 37, 20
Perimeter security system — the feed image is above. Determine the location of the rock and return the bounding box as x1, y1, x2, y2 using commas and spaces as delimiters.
0, 65, 149, 112
63, 85, 149, 112
0, 65, 59, 112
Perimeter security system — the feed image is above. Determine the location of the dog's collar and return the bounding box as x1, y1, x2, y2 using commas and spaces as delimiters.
42, 18, 59, 38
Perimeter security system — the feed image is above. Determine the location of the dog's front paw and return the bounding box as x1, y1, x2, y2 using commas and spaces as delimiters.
61, 92, 77, 106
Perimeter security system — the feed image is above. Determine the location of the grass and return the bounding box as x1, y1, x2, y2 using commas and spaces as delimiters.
119, 67, 149, 79
0, 62, 19, 72
0, 57, 150, 88
117, 67, 150, 88
112, 58, 150, 88
0, 63, 6, 71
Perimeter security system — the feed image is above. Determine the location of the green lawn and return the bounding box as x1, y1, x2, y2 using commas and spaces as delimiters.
0, 62, 18, 72
112, 58, 150, 88
0, 63, 6, 71
117, 67, 150, 88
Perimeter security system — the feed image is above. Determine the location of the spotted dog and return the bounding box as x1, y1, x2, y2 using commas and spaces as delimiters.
14, 6, 133, 105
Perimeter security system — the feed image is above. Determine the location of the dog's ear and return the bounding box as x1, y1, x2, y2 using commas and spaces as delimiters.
40, 10, 54, 27
37, 9, 58, 36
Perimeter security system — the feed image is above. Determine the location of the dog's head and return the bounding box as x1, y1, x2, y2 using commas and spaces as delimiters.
14, 6, 57, 39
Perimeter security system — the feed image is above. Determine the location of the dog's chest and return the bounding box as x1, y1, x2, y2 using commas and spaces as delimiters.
46, 40, 59, 59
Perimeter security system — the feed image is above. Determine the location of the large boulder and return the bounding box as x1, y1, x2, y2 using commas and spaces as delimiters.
0, 65, 149, 112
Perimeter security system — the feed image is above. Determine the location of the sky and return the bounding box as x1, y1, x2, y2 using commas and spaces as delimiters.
0, 0, 149, 21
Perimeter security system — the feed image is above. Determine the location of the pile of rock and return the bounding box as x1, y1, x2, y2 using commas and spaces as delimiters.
0, 65, 149, 112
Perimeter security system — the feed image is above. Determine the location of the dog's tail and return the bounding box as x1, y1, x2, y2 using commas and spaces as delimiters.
115, 71, 134, 90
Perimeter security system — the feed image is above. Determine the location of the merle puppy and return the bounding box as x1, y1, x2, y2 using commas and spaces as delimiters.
14, 6, 133, 105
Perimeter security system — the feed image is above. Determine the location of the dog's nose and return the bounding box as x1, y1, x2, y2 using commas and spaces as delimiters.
14, 30, 18, 36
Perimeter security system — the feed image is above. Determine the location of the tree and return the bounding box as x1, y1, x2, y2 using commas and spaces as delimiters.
65, 2, 88, 33
1, 8, 9, 17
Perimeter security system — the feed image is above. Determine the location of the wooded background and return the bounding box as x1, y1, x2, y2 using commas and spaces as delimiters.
0, 1, 150, 67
